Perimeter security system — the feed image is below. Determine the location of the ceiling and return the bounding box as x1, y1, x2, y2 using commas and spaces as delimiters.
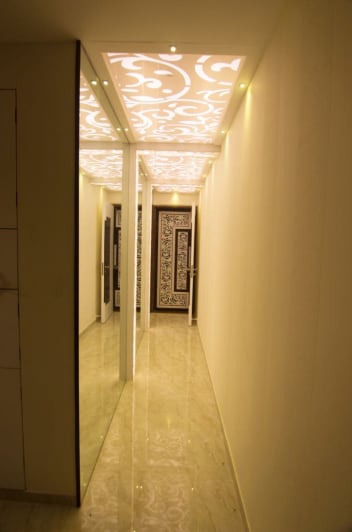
0, 0, 289, 193
79, 48, 244, 191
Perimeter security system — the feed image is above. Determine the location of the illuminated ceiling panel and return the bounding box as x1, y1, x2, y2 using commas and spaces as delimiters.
80, 149, 123, 180
140, 150, 218, 183
154, 184, 202, 194
80, 50, 246, 193
80, 74, 120, 141
103, 53, 244, 143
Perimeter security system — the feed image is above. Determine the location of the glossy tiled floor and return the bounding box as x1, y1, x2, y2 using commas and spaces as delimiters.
0, 313, 245, 532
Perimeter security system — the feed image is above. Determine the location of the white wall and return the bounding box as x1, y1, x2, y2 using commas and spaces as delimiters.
79, 177, 101, 334
153, 191, 199, 206
197, 1, 352, 531
0, 43, 77, 500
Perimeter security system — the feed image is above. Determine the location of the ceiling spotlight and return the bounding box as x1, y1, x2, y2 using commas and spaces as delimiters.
221, 130, 226, 135
239, 82, 247, 89
124, 127, 129, 132
116, 127, 121, 131
102, 80, 109, 86
91, 80, 98, 86
170, 44, 177, 53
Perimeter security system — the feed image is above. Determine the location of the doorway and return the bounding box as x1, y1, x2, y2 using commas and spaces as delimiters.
151, 206, 196, 313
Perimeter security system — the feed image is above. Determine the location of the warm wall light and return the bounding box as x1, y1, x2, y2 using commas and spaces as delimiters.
171, 192, 179, 204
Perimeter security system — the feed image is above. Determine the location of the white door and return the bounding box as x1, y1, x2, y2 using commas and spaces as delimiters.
188, 202, 197, 326
101, 202, 114, 323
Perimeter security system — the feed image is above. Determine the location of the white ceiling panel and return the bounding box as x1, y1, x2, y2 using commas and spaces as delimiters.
103, 53, 244, 144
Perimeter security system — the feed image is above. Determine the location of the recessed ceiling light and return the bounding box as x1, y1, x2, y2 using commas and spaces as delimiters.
91, 80, 98, 86
169, 45, 177, 53
239, 82, 247, 89
221, 130, 226, 135
102, 80, 109, 86
116, 127, 121, 131
124, 127, 129, 132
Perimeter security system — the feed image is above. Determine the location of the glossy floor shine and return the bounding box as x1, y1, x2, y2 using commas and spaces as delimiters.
0, 314, 245, 532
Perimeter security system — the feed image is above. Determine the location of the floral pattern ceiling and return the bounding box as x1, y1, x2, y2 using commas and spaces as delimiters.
103, 53, 243, 144
79, 53, 245, 192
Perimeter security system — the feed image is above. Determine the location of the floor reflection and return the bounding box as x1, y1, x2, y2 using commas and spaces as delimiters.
0, 313, 245, 531
79, 312, 124, 496
81, 313, 245, 530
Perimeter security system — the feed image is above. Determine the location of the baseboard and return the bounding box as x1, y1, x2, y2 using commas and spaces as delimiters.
0, 488, 76, 506
79, 316, 98, 336
197, 331, 251, 532
218, 411, 251, 532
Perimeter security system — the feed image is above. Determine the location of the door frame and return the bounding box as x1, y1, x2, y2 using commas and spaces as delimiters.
150, 205, 197, 313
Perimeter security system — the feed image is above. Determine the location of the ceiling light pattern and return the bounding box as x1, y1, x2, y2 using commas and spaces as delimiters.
80, 149, 123, 180
140, 151, 218, 182
103, 53, 244, 143
80, 74, 120, 141
154, 184, 202, 194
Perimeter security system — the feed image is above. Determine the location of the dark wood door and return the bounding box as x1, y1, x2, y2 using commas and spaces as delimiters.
151, 206, 193, 311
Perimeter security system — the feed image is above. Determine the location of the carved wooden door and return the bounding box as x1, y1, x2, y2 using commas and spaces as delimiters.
152, 207, 194, 311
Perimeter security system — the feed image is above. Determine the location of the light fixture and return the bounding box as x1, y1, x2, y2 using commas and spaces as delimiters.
221, 130, 226, 135
169, 44, 177, 53
239, 82, 247, 89
90, 80, 98, 86
102, 80, 109, 86
124, 127, 129, 132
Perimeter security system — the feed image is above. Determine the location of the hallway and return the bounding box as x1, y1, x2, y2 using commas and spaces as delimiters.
0, 314, 245, 531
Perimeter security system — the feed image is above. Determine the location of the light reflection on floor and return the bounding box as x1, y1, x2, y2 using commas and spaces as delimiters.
0, 313, 245, 531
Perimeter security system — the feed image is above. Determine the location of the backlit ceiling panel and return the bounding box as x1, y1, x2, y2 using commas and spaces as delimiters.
80, 149, 122, 180
103, 53, 244, 143
80, 74, 120, 141
80, 52, 245, 191
140, 151, 218, 182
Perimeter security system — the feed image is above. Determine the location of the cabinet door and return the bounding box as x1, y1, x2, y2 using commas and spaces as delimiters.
0, 291, 20, 368
0, 369, 25, 489
0, 90, 17, 229
0, 229, 18, 289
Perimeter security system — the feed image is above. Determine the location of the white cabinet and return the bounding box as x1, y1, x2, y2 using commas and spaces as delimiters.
0, 291, 20, 368
0, 90, 17, 229
0, 229, 18, 289
0, 89, 25, 489
0, 369, 25, 489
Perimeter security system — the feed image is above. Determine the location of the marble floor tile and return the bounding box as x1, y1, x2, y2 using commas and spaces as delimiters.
0, 313, 245, 532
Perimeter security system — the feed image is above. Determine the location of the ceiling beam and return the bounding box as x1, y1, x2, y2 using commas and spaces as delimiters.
136, 142, 221, 154
80, 140, 124, 150
80, 141, 221, 154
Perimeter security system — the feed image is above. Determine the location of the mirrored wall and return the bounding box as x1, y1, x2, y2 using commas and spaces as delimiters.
78, 50, 126, 498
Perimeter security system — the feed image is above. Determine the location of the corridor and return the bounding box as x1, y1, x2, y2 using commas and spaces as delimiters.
0, 314, 245, 531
